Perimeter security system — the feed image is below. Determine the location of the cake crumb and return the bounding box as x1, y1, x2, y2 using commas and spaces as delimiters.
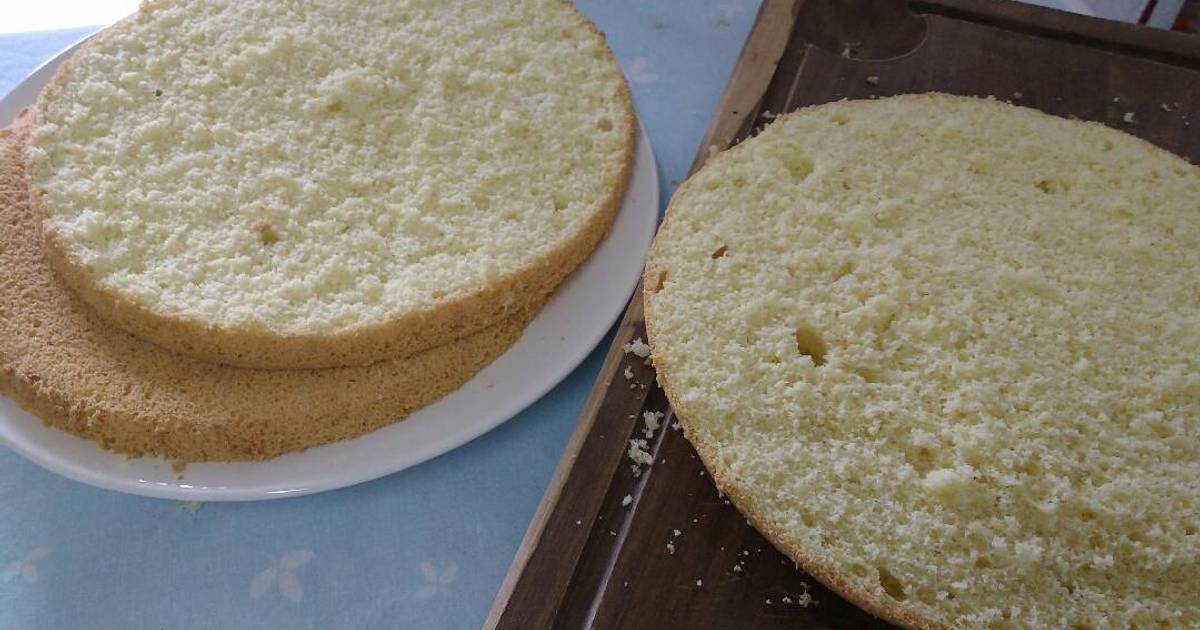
628, 439, 653, 466
695, 579, 703, 587
642, 410, 664, 438
1011, 90, 1023, 101
621, 494, 633, 507
622, 337, 651, 358
667, 543, 676, 555
672, 528, 681, 537
623, 366, 634, 379
865, 75, 879, 86
1123, 112, 1136, 124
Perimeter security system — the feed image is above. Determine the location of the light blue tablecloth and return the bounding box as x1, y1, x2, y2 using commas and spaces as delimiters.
0, 1, 1118, 628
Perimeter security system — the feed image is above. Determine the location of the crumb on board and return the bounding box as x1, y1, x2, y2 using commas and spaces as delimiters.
733, 564, 743, 573
1011, 90, 1023, 101
642, 410, 664, 438
761, 110, 777, 119
667, 542, 676, 555
623, 366, 634, 379
622, 337, 651, 358
672, 528, 681, 537
671, 421, 680, 431
696, 579, 703, 587
865, 75, 879, 86
1123, 112, 1136, 124
622, 494, 633, 507
628, 439, 653, 467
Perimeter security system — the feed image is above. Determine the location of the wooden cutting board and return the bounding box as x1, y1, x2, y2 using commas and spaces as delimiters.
487, 1, 1200, 628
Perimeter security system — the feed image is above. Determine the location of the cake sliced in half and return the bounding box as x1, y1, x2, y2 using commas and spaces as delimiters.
28, 0, 633, 369
645, 94, 1200, 629
1, 120, 536, 461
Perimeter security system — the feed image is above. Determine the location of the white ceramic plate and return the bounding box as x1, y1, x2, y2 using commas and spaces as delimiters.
0, 34, 659, 501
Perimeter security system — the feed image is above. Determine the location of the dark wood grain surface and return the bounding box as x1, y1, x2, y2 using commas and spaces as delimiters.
488, 1, 1200, 628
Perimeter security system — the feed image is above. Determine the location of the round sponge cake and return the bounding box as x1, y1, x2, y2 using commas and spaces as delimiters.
28, 0, 633, 369
644, 94, 1200, 628
1, 120, 534, 461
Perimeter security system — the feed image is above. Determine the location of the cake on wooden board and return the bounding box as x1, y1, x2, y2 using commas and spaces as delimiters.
644, 94, 1200, 628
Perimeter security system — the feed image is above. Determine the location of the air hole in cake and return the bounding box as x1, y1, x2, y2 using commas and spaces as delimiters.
794, 326, 827, 366
650, 270, 668, 293
878, 567, 906, 601
783, 155, 813, 183
597, 118, 612, 131
253, 220, 280, 245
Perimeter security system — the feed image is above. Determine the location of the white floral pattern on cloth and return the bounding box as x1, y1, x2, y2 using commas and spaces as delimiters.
718, 1, 748, 20
2, 547, 49, 584
414, 561, 458, 600
627, 57, 658, 85
251, 550, 315, 602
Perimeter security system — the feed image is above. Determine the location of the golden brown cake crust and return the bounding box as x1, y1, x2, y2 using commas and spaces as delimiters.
1, 117, 536, 461
27, 1, 635, 370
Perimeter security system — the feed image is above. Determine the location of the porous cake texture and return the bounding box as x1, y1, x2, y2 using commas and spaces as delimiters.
645, 94, 1200, 629
28, 0, 633, 368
